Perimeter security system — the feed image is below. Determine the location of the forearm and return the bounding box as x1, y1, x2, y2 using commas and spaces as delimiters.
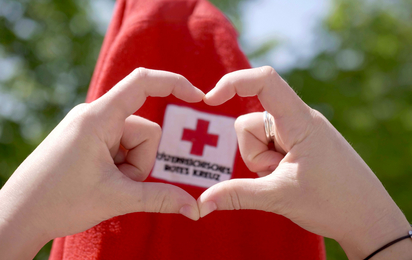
0, 219, 49, 260
339, 199, 412, 259
0, 188, 50, 260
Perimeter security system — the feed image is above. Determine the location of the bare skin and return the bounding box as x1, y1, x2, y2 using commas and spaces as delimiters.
0, 67, 410, 259
198, 66, 412, 260
0, 68, 203, 260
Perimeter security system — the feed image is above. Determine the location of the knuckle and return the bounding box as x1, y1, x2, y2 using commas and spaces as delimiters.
152, 190, 173, 213
151, 121, 162, 134
66, 103, 94, 126
174, 74, 185, 84
69, 103, 88, 115
150, 122, 162, 141
260, 66, 279, 80
234, 115, 249, 132
158, 194, 169, 213
132, 67, 149, 80
219, 73, 233, 86
310, 108, 326, 122
228, 189, 242, 210
130, 166, 147, 180
242, 151, 260, 171
308, 108, 329, 133
244, 157, 260, 173
218, 180, 243, 210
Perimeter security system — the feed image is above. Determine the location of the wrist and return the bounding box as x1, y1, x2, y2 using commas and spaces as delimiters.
363, 235, 412, 260
0, 218, 50, 260
338, 208, 411, 259
0, 189, 51, 259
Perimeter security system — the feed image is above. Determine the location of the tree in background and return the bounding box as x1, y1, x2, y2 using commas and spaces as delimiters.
0, 0, 411, 259
283, 0, 412, 258
0, 1, 109, 259
0, 0, 103, 185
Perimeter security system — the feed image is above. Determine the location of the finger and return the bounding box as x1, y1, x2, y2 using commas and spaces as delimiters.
93, 68, 205, 120
110, 177, 200, 221
256, 170, 273, 177
204, 66, 312, 150
116, 115, 162, 181
113, 145, 127, 164
204, 66, 308, 117
235, 113, 284, 176
197, 177, 278, 218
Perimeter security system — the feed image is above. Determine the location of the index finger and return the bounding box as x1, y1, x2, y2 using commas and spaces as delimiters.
204, 66, 310, 121
93, 68, 205, 120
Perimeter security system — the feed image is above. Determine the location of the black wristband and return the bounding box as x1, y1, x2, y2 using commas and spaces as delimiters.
364, 228, 412, 260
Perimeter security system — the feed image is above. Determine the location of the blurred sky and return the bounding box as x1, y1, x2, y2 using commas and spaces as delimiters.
90, 0, 331, 72
240, 0, 331, 72
0, 0, 332, 87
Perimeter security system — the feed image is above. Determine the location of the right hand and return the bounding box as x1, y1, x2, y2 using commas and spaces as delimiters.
0, 68, 204, 260
198, 66, 411, 259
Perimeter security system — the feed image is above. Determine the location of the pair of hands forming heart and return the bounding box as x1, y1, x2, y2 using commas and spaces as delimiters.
0, 67, 410, 259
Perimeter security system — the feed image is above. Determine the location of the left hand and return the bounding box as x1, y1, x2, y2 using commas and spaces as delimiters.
197, 67, 411, 259
0, 68, 204, 260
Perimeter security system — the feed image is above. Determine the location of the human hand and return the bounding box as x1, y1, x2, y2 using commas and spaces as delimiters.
0, 68, 203, 259
198, 67, 411, 259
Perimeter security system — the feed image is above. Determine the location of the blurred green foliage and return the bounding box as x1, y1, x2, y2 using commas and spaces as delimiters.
0, 0, 104, 187
286, 0, 412, 220
0, 0, 107, 258
0, 0, 411, 259
283, 0, 412, 258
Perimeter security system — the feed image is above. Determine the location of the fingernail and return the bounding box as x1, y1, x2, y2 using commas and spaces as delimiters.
179, 205, 199, 221
200, 201, 217, 218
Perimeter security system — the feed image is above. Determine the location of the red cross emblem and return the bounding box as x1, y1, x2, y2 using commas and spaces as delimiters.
182, 119, 219, 156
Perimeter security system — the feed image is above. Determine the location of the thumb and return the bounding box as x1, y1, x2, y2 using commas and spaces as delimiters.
109, 177, 200, 221
197, 177, 278, 218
